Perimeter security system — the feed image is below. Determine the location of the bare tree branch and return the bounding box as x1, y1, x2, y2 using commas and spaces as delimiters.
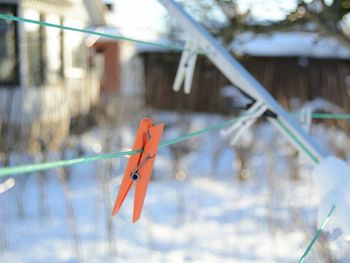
206, 0, 350, 50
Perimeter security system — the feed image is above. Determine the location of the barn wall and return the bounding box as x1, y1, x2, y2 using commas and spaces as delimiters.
242, 56, 350, 111
143, 52, 231, 114
142, 52, 350, 114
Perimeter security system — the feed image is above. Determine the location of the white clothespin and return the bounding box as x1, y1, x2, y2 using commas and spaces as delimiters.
299, 106, 312, 134
172, 40, 198, 94
298, 106, 313, 164
221, 101, 268, 146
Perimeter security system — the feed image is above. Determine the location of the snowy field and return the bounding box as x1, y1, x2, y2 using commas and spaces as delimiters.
0, 112, 350, 262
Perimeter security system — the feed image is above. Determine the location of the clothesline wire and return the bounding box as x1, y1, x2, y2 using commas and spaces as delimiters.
1, 112, 350, 177
298, 205, 336, 262
0, 13, 188, 53
0, 113, 251, 177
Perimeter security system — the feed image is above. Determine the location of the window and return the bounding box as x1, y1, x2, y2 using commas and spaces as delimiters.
0, 4, 18, 86
24, 9, 44, 87
44, 14, 62, 84
63, 18, 87, 78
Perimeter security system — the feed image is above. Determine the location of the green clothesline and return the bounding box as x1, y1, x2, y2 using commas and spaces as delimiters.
0, 13, 188, 53
1, 112, 349, 177
0, 115, 245, 177
309, 113, 350, 120
299, 205, 336, 262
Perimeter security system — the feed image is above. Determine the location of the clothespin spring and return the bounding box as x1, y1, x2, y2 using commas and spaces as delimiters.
130, 154, 154, 181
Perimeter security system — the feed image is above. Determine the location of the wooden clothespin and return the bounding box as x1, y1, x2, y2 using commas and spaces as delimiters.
112, 118, 164, 223
172, 40, 198, 94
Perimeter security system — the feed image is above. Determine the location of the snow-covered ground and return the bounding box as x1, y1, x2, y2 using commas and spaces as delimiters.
0, 111, 349, 262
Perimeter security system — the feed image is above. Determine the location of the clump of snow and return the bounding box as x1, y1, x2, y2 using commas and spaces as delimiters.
231, 32, 350, 59
220, 85, 253, 109
313, 157, 350, 237
301, 98, 344, 115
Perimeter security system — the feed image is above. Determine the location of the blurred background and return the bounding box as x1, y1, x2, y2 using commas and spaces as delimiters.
1, 0, 350, 262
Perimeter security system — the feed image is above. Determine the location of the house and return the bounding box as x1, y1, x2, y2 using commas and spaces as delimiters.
0, 0, 108, 153
231, 32, 350, 110
139, 32, 350, 115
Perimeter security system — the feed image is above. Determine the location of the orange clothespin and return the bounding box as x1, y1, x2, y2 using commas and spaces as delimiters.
112, 118, 164, 223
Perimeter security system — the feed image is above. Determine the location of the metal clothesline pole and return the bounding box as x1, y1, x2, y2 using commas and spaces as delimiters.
159, 0, 331, 164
